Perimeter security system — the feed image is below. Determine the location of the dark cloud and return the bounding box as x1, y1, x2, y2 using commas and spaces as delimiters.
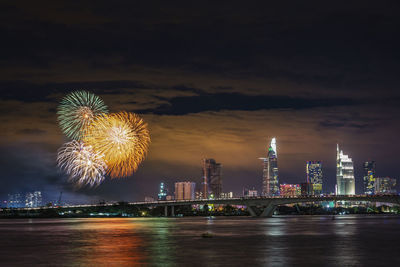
319, 120, 369, 130
1, 1, 400, 92
0, 80, 203, 102
137, 93, 357, 115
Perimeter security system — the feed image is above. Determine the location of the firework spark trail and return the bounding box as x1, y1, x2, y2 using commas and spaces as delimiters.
57, 140, 107, 187
83, 112, 151, 178
57, 91, 108, 140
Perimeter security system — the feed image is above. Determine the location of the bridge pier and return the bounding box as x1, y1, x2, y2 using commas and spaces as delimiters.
247, 202, 276, 217
164, 206, 175, 217
260, 203, 276, 217
247, 206, 258, 217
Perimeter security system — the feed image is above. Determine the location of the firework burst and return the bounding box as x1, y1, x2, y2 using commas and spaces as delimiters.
57, 140, 107, 187
83, 112, 150, 178
57, 91, 108, 140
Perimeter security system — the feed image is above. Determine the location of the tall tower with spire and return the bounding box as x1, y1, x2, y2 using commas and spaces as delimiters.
336, 144, 355, 195
260, 138, 279, 196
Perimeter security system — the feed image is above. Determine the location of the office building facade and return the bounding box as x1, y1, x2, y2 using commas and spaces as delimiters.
220, 192, 234, 199
202, 159, 222, 198
243, 188, 258, 197
363, 161, 376, 195
301, 183, 314, 196
25, 191, 42, 208
280, 184, 301, 197
336, 144, 355, 195
175, 182, 196, 200
375, 177, 397, 195
306, 161, 323, 195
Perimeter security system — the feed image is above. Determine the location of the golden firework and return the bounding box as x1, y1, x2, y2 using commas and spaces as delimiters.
83, 112, 150, 178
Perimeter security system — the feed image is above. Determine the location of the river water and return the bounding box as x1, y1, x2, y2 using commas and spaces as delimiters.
0, 215, 399, 266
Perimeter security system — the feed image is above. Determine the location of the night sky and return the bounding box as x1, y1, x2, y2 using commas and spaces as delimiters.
1, 1, 400, 204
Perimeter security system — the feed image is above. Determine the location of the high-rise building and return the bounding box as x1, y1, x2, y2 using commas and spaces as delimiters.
336, 144, 355, 195
260, 138, 279, 196
243, 188, 258, 197
202, 159, 222, 198
375, 177, 396, 195
220, 192, 233, 199
25, 193, 33, 207
34, 191, 42, 207
7, 193, 23, 208
363, 161, 376, 195
280, 184, 301, 197
25, 191, 42, 208
301, 183, 314, 196
175, 182, 196, 200
157, 182, 168, 201
306, 161, 323, 195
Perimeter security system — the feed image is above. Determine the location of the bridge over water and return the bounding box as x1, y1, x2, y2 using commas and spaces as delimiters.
15, 194, 399, 218
133, 195, 400, 217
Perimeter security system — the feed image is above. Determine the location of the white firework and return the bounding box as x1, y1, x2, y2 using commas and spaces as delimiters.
57, 140, 107, 187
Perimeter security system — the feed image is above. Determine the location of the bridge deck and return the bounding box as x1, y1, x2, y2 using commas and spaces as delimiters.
5, 195, 400, 211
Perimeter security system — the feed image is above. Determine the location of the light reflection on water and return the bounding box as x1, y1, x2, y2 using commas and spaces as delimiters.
0, 215, 399, 266
69, 219, 148, 266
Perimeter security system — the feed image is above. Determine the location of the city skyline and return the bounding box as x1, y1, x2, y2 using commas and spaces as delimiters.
1, 1, 400, 203
137, 142, 394, 199
1, 140, 397, 204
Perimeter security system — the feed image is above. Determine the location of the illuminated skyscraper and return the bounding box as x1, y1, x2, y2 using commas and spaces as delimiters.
363, 161, 376, 195
202, 159, 222, 198
157, 182, 167, 201
260, 138, 279, 196
336, 144, 355, 195
280, 184, 301, 197
25, 191, 42, 208
375, 177, 396, 195
175, 182, 196, 200
25, 192, 34, 207
306, 161, 323, 195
